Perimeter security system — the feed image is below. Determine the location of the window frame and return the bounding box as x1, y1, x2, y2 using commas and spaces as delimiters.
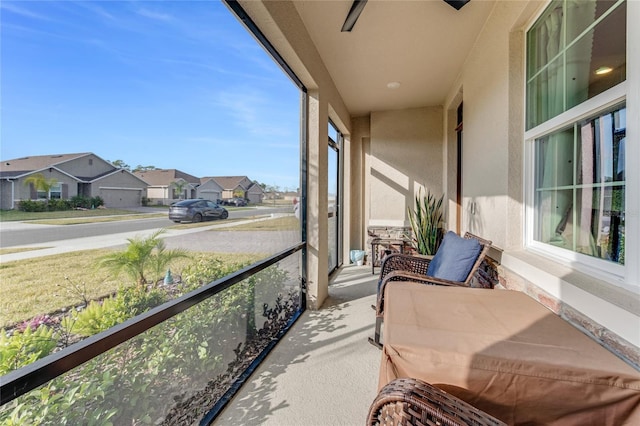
525, 86, 627, 283
523, 0, 637, 289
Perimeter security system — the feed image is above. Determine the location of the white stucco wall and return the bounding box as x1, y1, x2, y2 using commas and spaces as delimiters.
369, 107, 443, 227
446, 1, 532, 249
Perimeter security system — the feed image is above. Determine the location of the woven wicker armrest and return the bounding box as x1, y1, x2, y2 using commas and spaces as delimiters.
379, 253, 433, 282
367, 378, 506, 426
376, 271, 467, 316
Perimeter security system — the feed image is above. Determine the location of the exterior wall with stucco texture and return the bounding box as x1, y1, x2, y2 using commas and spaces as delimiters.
450, 2, 522, 247
95, 171, 145, 189
452, 1, 530, 249
58, 154, 113, 178
17, 169, 78, 201
369, 107, 443, 227
349, 115, 370, 251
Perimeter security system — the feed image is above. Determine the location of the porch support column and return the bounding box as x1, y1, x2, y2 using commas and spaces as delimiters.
306, 90, 329, 309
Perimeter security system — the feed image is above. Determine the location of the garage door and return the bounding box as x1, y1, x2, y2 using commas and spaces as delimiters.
99, 188, 141, 208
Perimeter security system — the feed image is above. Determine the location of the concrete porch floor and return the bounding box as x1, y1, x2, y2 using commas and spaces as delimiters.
214, 264, 381, 426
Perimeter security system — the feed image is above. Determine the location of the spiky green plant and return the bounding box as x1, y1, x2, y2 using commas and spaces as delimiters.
24, 173, 58, 200
407, 188, 444, 255
98, 229, 188, 287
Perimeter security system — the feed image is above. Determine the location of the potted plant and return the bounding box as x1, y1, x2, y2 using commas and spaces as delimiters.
407, 188, 444, 255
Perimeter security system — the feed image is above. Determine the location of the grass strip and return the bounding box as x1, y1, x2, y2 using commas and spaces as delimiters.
0, 247, 52, 256
30, 213, 164, 225
211, 215, 299, 232
0, 208, 156, 222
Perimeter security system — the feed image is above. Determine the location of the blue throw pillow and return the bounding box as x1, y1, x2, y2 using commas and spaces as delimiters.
426, 231, 482, 282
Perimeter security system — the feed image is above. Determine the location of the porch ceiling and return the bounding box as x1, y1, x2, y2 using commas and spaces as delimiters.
293, 0, 496, 116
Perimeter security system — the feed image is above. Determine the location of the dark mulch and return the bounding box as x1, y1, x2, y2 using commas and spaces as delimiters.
160, 292, 300, 425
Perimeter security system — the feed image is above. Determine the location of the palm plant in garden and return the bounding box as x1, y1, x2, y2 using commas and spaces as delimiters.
99, 229, 188, 287
171, 180, 188, 200
407, 188, 444, 255
23, 173, 58, 200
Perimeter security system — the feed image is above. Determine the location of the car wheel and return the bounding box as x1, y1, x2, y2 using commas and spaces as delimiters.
193, 213, 202, 223
221, 211, 228, 219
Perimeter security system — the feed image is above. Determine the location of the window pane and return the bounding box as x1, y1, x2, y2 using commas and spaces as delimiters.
526, 0, 626, 130
565, 0, 618, 44
527, 56, 565, 129
527, 0, 564, 79
328, 122, 339, 143
535, 126, 575, 190
534, 104, 625, 265
575, 186, 624, 263
566, 4, 626, 111
577, 107, 626, 184
535, 188, 573, 248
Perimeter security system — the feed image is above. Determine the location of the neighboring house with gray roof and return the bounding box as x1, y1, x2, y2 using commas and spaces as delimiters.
0, 152, 148, 210
134, 169, 200, 205
196, 177, 224, 203
209, 176, 264, 204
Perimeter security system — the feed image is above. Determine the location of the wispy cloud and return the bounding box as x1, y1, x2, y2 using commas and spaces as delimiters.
215, 87, 294, 138
1, 2, 54, 21
135, 7, 173, 22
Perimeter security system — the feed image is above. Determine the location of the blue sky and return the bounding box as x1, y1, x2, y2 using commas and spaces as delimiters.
1, 0, 301, 190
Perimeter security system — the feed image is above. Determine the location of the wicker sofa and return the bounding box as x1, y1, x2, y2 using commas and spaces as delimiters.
369, 283, 640, 425
369, 232, 493, 348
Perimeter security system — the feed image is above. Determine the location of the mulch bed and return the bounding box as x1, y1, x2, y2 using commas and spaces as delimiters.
160, 292, 299, 425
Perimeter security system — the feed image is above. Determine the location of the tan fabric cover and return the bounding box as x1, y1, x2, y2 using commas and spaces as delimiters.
379, 283, 640, 425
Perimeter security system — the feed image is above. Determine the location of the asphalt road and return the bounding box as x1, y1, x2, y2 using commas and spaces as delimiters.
0, 206, 290, 248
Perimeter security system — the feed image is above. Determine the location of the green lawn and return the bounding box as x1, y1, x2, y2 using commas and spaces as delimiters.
0, 212, 297, 328
212, 215, 299, 231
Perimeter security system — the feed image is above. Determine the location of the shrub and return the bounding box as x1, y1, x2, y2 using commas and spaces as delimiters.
0, 325, 58, 375
17, 200, 46, 212
70, 195, 89, 209
62, 298, 125, 337
47, 199, 72, 211
62, 287, 166, 337
91, 196, 104, 208
17, 199, 73, 212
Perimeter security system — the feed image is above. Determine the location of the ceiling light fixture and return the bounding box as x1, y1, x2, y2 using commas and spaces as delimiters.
387, 81, 401, 89
595, 66, 613, 75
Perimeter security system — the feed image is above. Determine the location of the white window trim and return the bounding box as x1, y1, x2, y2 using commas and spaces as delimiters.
523, 0, 638, 291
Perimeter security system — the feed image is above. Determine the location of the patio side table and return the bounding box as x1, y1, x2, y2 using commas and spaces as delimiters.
370, 237, 411, 274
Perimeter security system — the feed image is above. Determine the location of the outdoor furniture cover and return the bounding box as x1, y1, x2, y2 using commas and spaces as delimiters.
370, 232, 492, 347
379, 283, 640, 425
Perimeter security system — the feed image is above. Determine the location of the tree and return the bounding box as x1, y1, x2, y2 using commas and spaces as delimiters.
133, 165, 159, 173
24, 173, 58, 200
99, 229, 188, 287
111, 160, 131, 171
171, 180, 188, 199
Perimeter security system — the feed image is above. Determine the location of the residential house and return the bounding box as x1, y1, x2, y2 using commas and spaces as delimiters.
134, 169, 200, 205
209, 176, 263, 204
0, 152, 148, 209
245, 181, 265, 204
196, 177, 224, 203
